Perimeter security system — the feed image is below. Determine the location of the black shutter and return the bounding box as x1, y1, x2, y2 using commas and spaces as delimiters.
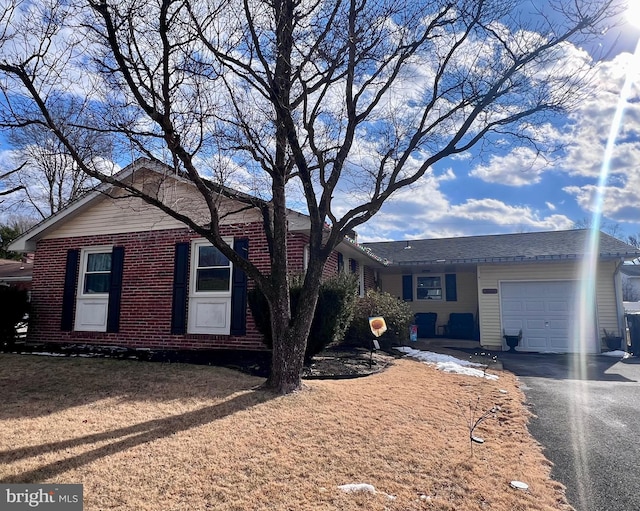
349, 258, 357, 274
337, 253, 344, 273
107, 246, 125, 333
61, 249, 80, 331
402, 275, 413, 301
445, 274, 457, 302
230, 238, 249, 336
171, 242, 189, 335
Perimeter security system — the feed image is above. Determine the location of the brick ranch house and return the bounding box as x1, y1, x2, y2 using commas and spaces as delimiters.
8, 159, 381, 352
9, 158, 640, 354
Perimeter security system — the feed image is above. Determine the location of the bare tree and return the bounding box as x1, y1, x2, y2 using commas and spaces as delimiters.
573, 216, 623, 238
5, 104, 107, 219
627, 234, 640, 250
0, 0, 624, 393
0, 163, 25, 198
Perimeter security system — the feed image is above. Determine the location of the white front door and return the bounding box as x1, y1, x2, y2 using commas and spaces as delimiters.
500, 281, 578, 353
75, 247, 112, 332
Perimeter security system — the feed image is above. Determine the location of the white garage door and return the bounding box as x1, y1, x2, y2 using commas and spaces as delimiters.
500, 281, 578, 353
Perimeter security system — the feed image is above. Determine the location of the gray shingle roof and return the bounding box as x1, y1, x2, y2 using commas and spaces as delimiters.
363, 229, 640, 265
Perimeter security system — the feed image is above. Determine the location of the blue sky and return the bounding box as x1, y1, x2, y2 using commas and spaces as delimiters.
1, 2, 639, 245
353, 12, 640, 242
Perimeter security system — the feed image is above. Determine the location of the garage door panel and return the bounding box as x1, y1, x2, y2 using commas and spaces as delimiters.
527, 336, 549, 349
548, 300, 571, 313
524, 301, 545, 312
526, 319, 546, 329
503, 319, 523, 332
547, 319, 568, 330
549, 336, 570, 348
503, 302, 523, 312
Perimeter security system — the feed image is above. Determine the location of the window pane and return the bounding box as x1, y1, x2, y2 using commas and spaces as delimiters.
417, 276, 442, 300
417, 276, 441, 288
198, 246, 229, 268
84, 273, 111, 294
196, 268, 230, 291
87, 253, 112, 272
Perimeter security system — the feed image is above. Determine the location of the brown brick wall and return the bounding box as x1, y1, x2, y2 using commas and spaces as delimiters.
30, 225, 341, 351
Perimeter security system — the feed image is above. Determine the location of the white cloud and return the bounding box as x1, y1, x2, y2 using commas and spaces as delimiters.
545, 201, 556, 211
356, 176, 574, 242
468, 146, 552, 186
564, 169, 640, 223
465, 50, 640, 187
559, 51, 640, 178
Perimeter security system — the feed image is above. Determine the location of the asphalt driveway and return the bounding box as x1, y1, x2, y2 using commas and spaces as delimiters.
500, 352, 640, 511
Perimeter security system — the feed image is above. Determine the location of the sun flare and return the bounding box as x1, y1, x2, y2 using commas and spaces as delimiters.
626, 0, 640, 29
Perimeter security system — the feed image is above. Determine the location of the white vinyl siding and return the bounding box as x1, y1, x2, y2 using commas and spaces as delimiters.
43, 173, 262, 239
597, 260, 622, 344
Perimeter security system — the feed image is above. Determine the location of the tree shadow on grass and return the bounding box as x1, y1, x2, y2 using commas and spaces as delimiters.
0, 353, 266, 419
0, 388, 273, 484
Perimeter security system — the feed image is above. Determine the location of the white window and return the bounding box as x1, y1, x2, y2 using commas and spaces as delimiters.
82, 252, 112, 294
187, 239, 233, 335
416, 275, 442, 300
75, 247, 113, 331
193, 243, 232, 293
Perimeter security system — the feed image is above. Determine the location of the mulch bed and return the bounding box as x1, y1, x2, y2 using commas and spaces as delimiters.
3, 341, 400, 379
301, 346, 399, 379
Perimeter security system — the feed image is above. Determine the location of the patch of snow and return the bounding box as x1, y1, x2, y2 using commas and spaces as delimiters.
29, 352, 68, 357
338, 483, 376, 494
395, 347, 499, 380
395, 347, 482, 366
601, 350, 628, 358
510, 480, 529, 491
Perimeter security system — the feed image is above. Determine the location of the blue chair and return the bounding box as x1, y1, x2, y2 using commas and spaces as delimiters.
414, 312, 437, 338
447, 313, 475, 339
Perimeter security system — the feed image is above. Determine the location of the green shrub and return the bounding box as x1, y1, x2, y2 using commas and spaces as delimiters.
248, 273, 358, 362
0, 286, 29, 349
343, 290, 413, 349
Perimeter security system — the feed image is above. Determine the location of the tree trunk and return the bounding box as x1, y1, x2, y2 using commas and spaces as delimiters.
265, 265, 323, 394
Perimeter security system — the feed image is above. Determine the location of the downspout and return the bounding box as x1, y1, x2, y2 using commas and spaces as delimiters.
614, 259, 625, 343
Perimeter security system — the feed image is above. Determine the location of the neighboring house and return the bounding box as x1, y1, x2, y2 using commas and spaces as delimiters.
0, 258, 33, 291
8, 159, 380, 351
365, 230, 640, 353
621, 265, 640, 302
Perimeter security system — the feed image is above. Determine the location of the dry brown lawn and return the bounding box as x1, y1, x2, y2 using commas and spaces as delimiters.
0, 353, 571, 511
